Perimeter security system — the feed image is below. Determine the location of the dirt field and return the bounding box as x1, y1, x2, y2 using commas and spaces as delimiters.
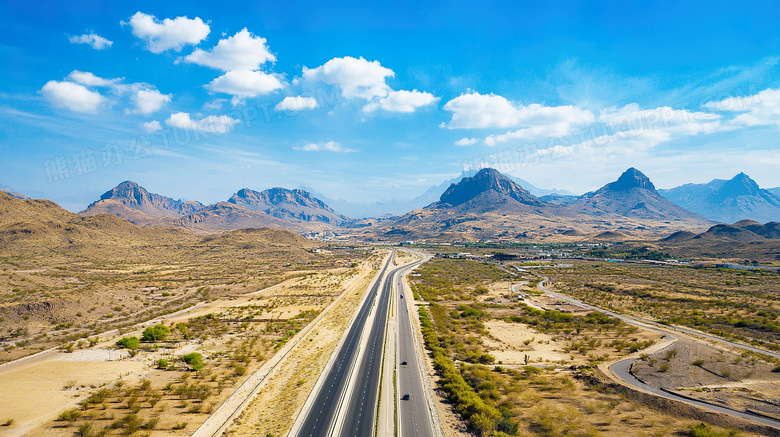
0, 256, 377, 436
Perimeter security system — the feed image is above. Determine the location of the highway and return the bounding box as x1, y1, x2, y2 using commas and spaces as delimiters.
395, 258, 436, 437
294, 252, 434, 437
294, 255, 392, 437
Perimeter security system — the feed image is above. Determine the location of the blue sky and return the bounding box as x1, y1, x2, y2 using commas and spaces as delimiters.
2, 0, 780, 211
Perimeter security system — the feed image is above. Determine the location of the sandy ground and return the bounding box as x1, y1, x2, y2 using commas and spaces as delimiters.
0, 358, 142, 436
483, 320, 570, 364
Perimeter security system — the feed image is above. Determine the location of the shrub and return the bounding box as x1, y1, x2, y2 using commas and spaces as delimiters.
142, 324, 171, 342
157, 358, 169, 369
57, 408, 81, 421
692, 359, 705, 367
181, 352, 204, 371
75, 422, 94, 437
116, 336, 139, 350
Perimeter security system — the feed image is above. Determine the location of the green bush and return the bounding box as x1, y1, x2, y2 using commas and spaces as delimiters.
57, 408, 81, 421
116, 336, 139, 350
182, 352, 204, 371
142, 324, 171, 342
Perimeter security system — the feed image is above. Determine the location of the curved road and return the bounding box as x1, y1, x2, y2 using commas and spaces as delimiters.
534, 276, 780, 430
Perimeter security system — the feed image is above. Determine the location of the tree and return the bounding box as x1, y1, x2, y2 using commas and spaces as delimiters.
116, 336, 140, 351
142, 324, 171, 342
181, 352, 204, 371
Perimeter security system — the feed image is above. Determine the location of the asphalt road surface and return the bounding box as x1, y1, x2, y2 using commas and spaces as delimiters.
295, 256, 392, 437
395, 261, 436, 437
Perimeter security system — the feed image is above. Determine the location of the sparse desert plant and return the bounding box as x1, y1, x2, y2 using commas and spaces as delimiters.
157, 358, 169, 369
58, 408, 82, 421
665, 349, 677, 360
173, 421, 188, 430
659, 363, 670, 372
692, 359, 705, 367
75, 422, 94, 437
2, 418, 14, 427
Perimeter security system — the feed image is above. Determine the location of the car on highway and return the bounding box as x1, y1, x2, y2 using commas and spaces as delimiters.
401, 394, 410, 401
401, 361, 407, 365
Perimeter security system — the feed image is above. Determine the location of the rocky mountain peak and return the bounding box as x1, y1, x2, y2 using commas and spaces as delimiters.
719, 172, 761, 197
604, 168, 656, 192
439, 168, 543, 207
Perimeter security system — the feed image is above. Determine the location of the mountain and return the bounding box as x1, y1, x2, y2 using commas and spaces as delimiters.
173, 202, 307, 232
659, 173, 780, 224
83, 181, 205, 219
567, 168, 709, 222
770, 187, 780, 198
437, 168, 544, 208
0, 184, 28, 199
380, 168, 565, 240
0, 190, 187, 256
301, 168, 573, 218
228, 187, 348, 225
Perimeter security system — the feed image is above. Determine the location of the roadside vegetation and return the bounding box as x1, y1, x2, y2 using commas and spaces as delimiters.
413, 258, 748, 437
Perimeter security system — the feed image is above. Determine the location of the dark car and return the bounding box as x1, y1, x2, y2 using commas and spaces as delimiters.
401, 394, 410, 401
400, 295, 404, 299
401, 361, 407, 365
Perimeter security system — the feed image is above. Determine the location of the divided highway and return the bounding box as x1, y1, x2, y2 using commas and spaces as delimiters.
294, 255, 392, 437
294, 252, 435, 437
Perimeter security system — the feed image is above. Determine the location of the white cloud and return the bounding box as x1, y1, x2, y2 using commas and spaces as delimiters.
275, 96, 318, 112
142, 120, 162, 132
454, 137, 479, 146
67, 70, 120, 87
165, 112, 239, 134
185, 28, 275, 71
41, 80, 104, 113
705, 88, 780, 128
124, 12, 209, 53
132, 88, 171, 114
293, 141, 354, 153
207, 70, 284, 99
68, 33, 113, 50
443, 91, 595, 129
302, 56, 394, 99
363, 90, 438, 113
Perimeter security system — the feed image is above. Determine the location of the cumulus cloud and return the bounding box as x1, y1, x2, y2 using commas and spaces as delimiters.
68, 33, 113, 50
293, 141, 354, 152
302, 56, 394, 99
363, 90, 438, 113
67, 70, 121, 87
41, 80, 104, 113
454, 137, 479, 146
206, 70, 283, 99
443, 92, 595, 129
165, 112, 240, 134
124, 12, 209, 53
132, 88, 171, 114
705, 87, 780, 128
275, 96, 318, 112
185, 28, 275, 71
142, 120, 162, 132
